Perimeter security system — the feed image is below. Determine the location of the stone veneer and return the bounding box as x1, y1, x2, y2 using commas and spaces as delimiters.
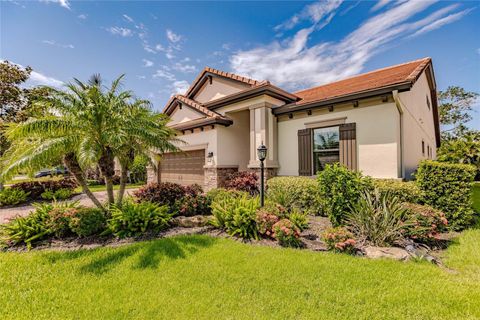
146, 165, 159, 184
204, 166, 239, 191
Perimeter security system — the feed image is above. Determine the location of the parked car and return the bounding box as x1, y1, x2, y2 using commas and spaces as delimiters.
34, 167, 69, 178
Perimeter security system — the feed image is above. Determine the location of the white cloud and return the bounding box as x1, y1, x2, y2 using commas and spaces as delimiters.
77, 14, 87, 19
142, 59, 154, 67
409, 8, 473, 38
370, 0, 391, 12
39, 0, 70, 10
166, 29, 182, 43
106, 27, 133, 37
275, 0, 343, 31
29, 71, 64, 88
123, 14, 134, 23
153, 69, 176, 81
231, 1, 471, 91
165, 52, 175, 60
172, 80, 189, 94
172, 62, 197, 73
137, 75, 147, 80
42, 40, 74, 49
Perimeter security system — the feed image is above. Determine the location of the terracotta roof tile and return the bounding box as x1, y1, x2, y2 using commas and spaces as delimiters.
294, 57, 432, 105
174, 94, 227, 119
203, 66, 261, 86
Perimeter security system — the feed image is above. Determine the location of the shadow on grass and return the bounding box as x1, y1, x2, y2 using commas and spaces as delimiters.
44, 235, 217, 275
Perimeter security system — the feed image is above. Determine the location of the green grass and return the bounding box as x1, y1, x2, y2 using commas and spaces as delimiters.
74, 183, 144, 193
1, 231, 480, 320
5, 176, 63, 185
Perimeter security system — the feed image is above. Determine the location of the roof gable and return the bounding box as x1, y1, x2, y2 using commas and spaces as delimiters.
184, 67, 261, 101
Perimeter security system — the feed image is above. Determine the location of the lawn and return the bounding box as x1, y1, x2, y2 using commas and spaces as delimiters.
1, 231, 480, 320
74, 183, 144, 193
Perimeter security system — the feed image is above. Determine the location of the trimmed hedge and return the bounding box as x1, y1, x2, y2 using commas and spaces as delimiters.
266, 176, 323, 215
415, 160, 476, 230
372, 179, 424, 204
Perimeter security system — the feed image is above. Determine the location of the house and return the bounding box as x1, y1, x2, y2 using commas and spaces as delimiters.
147, 57, 440, 190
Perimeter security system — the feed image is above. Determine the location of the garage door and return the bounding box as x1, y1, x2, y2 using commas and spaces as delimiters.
160, 149, 205, 186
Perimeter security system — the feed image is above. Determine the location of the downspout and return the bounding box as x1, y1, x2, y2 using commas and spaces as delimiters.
392, 90, 405, 180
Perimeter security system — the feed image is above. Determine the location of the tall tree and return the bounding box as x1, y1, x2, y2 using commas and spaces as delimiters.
438, 86, 479, 140
1, 74, 178, 209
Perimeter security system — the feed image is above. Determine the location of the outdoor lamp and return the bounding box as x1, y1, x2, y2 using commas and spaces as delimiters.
257, 143, 267, 207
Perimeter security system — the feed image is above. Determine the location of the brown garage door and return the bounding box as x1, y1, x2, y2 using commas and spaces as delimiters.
160, 149, 205, 186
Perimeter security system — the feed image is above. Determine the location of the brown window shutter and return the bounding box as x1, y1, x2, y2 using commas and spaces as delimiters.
339, 123, 357, 170
298, 128, 312, 176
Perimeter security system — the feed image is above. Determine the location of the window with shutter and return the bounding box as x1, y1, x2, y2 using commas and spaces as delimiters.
339, 123, 357, 170
298, 128, 312, 176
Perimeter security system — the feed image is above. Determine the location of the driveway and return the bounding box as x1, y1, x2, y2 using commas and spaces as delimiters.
0, 189, 139, 224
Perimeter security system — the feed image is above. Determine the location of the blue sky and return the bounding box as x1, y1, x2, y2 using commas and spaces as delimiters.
1, 0, 479, 127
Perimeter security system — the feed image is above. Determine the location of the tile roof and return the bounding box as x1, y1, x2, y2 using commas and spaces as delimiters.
174, 94, 225, 119
203, 67, 261, 86
294, 57, 432, 105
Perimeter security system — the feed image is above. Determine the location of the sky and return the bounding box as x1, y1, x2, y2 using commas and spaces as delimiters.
1, 0, 479, 128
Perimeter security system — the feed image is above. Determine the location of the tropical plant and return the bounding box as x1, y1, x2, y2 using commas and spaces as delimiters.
68, 208, 106, 237
317, 163, 373, 226
41, 188, 73, 200
346, 190, 409, 246
0, 201, 78, 249
224, 171, 259, 195
401, 203, 448, 243
211, 194, 260, 239
0, 74, 178, 211
134, 182, 189, 210
0, 187, 29, 206
107, 200, 171, 238
272, 219, 302, 248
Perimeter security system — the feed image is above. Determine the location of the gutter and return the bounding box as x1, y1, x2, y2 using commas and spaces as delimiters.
392, 90, 405, 179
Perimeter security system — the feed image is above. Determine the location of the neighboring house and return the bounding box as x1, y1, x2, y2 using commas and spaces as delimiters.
147, 57, 440, 190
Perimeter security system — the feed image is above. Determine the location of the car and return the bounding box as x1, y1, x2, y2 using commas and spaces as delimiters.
34, 169, 54, 178
34, 167, 70, 178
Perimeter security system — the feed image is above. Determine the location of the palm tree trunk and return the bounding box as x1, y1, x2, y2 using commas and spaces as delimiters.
98, 147, 115, 205
63, 153, 105, 211
116, 162, 129, 206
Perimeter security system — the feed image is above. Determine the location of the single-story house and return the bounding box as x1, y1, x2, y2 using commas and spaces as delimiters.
147, 57, 440, 190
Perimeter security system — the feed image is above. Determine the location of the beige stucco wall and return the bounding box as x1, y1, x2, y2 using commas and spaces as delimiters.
193, 77, 250, 103
398, 72, 438, 179
216, 110, 250, 170
169, 104, 204, 125
277, 100, 401, 178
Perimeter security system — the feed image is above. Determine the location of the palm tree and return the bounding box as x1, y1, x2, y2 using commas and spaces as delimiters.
0, 74, 179, 210
114, 100, 180, 206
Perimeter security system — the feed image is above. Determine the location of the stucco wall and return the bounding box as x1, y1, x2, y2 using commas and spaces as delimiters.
193, 77, 250, 103
277, 100, 401, 178
398, 72, 438, 179
216, 110, 250, 170
169, 104, 204, 125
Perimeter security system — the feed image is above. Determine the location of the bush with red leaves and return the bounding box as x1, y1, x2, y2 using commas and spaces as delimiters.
11, 178, 78, 200
224, 171, 259, 195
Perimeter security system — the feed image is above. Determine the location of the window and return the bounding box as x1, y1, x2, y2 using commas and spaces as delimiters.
426, 95, 431, 110
313, 126, 340, 172
427, 145, 430, 158
422, 140, 425, 156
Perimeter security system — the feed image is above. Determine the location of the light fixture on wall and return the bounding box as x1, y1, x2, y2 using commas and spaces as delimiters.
257, 142, 267, 207
207, 152, 214, 158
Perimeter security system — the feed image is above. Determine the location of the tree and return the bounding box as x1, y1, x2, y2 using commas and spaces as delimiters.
0, 74, 179, 210
438, 86, 479, 140
437, 131, 480, 179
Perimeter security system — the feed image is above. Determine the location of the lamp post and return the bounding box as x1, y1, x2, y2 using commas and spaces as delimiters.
257, 143, 267, 207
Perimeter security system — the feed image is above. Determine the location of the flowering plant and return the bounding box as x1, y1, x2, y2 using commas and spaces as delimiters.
256, 209, 280, 238
272, 219, 302, 248
322, 227, 357, 254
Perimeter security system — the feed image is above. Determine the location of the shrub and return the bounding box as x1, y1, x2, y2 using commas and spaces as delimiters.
415, 160, 476, 230
318, 163, 373, 226
184, 184, 203, 196
288, 210, 309, 232
11, 178, 77, 200
133, 182, 187, 209
0, 201, 78, 249
47, 207, 78, 238
346, 190, 408, 246
322, 227, 356, 254
41, 188, 74, 200
107, 200, 171, 238
69, 208, 106, 237
174, 194, 211, 216
402, 203, 448, 243
211, 194, 260, 239
130, 155, 148, 183
267, 176, 323, 215
272, 219, 302, 248
0, 188, 29, 206
372, 179, 423, 204
206, 188, 249, 203
256, 209, 280, 238
224, 171, 259, 195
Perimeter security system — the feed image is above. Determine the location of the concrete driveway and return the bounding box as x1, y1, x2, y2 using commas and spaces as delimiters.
0, 189, 138, 224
